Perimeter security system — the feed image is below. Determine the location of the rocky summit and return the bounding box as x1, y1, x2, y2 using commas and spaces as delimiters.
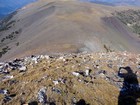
0, 52, 140, 105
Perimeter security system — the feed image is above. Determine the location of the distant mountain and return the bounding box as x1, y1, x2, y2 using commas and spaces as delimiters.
0, 0, 140, 61
80, 0, 115, 6
80, 0, 140, 6
0, 0, 36, 18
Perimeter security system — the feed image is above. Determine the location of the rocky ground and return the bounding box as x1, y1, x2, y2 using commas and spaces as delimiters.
0, 52, 140, 105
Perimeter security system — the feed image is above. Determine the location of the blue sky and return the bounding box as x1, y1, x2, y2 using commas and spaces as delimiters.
0, 0, 36, 18
0, 0, 140, 19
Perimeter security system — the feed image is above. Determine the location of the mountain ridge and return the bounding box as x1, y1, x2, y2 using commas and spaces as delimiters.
80, 0, 140, 6
0, 0, 140, 61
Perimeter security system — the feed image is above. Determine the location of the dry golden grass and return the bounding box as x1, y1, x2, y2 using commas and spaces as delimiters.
0, 52, 140, 105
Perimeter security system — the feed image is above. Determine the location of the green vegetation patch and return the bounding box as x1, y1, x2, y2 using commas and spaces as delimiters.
0, 46, 10, 58
113, 9, 140, 37
1, 29, 22, 43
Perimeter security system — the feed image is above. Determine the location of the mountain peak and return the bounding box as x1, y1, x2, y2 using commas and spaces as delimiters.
80, 0, 140, 6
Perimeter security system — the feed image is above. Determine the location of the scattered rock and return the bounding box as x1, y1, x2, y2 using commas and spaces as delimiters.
38, 87, 47, 104
137, 64, 140, 69
107, 63, 113, 68
58, 78, 67, 84
1, 75, 13, 81
0, 89, 8, 95
85, 69, 91, 76
19, 66, 26, 72
1, 92, 16, 103
53, 80, 59, 85
72, 72, 80, 77
52, 88, 61, 94
71, 97, 77, 105
3, 95, 12, 103
98, 70, 107, 75
0, 52, 139, 104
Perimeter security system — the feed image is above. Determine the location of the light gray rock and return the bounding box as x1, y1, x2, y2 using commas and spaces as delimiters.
85, 69, 91, 76
53, 80, 59, 85
38, 87, 47, 104
0, 89, 8, 95
1, 75, 13, 81
71, 97, 77, 105
52, 87, 61, 94
72, 72, 80, 77
19, 66, 26, 72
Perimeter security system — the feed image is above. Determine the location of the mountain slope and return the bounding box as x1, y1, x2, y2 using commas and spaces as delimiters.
0, 0, 140, 61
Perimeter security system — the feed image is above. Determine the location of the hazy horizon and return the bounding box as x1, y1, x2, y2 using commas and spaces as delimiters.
0, 0, 36, 19
0, 0, 140, 19
80, 0, 140, 6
